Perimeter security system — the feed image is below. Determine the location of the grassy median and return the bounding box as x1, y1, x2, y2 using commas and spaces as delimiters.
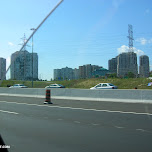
0, 78, 152, 89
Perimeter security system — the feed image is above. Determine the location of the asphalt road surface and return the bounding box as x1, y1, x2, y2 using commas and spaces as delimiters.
0, 96, 152, 152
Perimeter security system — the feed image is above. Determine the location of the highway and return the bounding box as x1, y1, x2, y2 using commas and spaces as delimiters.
0, 96, 152, 152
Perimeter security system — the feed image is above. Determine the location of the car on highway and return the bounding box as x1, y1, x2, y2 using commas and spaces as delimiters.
90, 83, 117, 89
9, 84, 28, 88
45, 84, 65, 88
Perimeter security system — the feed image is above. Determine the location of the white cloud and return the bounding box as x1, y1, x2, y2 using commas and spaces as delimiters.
117, 45, 129, 54
136, 38, 152, 45
8, 42, 14, 46
117, 45, 144, 56
136, 38, 147, 45
134, 48, 144, 56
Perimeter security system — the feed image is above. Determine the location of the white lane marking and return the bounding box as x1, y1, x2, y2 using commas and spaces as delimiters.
0, 100, 152, 116
114, 126, 125, 129
74, 121, 81, 123
0, 109, 19, 115
136, 129, 145, 131
92, 123, 100, 126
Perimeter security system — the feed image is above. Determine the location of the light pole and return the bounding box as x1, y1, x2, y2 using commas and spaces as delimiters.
30, 28, 35, 88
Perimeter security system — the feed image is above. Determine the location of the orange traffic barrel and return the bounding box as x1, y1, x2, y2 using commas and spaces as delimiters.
44, 89, 52, 104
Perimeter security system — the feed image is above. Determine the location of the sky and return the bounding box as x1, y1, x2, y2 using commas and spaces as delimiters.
0, 0, 152, 80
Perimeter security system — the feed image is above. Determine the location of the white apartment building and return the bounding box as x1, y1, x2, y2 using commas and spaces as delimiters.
10, 50, 38, 80
54, 67, 74, 80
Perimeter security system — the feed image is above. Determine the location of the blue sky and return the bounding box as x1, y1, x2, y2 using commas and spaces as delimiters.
0, 0, 152, 80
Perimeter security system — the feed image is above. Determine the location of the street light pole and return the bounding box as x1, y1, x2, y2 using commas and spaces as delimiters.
30, 28, 35, 88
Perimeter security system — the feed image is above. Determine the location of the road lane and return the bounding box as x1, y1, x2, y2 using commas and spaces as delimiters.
1, 100, 152, 117
0, 96, 152, 152
0, 96, 152, 114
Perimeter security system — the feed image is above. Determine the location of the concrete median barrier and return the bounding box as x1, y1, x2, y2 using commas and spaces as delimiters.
0, 88, 151, 103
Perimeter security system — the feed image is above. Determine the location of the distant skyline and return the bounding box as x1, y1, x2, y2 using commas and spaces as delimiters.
0, 0, 152, 80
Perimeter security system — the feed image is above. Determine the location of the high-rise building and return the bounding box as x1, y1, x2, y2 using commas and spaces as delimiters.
79, 65, 86, 79
54, 64, 103, 80
10, 50, 38, 80
108, 57, 117, 74
61, 67, 73, 80
117, 52, 138, 77
92, 67, 110, 77
139, 55, 149, 77
85, 64, 93, 78
54, 69, 61, 80
92, 65, 102, 72
0, 58, 6, 80
73, 68, 79, 80
79, 64, 101, 79
54, 67, 74, 80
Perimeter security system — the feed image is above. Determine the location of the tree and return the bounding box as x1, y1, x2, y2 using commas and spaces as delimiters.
127, 72, 135, 78
95, 75, 99, 78
108, 73, 117, 78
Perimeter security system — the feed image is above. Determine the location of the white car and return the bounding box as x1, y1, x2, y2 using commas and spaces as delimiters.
90, 83, 117, 89
9, 84, 28, 88
45, 84, 65, 88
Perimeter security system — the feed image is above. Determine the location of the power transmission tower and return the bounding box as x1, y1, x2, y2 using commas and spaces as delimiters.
19, 34, 30, 80
127, 24, 134, 52
19, 34, 30, 51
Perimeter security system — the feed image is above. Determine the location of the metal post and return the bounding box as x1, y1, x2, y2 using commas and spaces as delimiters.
31, 28, 35, 87
32, 35, 33, 87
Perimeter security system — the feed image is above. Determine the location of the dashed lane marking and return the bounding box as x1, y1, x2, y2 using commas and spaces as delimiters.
74, 121, 81, 123
0, 100, 152, 116
92, 123, 100, 126
0, 109, 19, 115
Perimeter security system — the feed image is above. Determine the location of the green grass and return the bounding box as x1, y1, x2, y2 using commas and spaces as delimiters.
1, 78, 152, 89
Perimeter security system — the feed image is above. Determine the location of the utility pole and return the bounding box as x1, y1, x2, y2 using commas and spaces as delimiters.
30, 28, 35, 87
